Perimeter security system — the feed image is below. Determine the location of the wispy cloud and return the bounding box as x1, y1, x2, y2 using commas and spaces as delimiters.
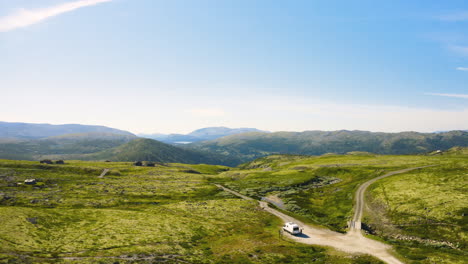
456, 67, 468, 71
438, 11, 468, 22
0, 0, 113, 32
426, 93, 468, 99
449, 45, 468, 57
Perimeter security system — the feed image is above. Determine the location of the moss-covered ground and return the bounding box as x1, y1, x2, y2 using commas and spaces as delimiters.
221, 151, 467, 263
367, 162, 467, 263
0, 159, 381, 263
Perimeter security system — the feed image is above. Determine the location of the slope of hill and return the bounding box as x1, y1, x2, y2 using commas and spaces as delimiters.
190, 130, 468, 164
140, 126, 265, 144
84, 138, 239, 165
444, 146, 468, 155
0, 131, 240, 165
0, 121, 135, 139
0, 132, 136, 160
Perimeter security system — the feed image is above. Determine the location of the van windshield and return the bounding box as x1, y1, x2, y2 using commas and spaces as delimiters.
293, 227, 299, 231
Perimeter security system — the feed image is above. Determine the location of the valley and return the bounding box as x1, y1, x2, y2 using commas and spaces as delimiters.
0, 149, 466, 263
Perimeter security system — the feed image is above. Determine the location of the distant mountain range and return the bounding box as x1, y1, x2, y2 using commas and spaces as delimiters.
0, 122, 466, 166
0, 121, 135, 139
139, 127, 266, 144
0, 122, 241, 165
189, 130, 468, 164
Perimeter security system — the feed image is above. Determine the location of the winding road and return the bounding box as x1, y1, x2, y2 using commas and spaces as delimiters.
350, 166, 433, 231
215, 166, 431, 264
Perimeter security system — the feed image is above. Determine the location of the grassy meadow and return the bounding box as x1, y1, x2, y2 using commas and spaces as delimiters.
0, 159, 381, 264
367, 160, 467, 264
220, 151, 467, 263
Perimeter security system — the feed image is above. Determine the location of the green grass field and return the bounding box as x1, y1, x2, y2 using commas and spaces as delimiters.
367, 161, 467, 264
221, 154, 435, 230
218, 151, 467, 263
0, 159, 382, 264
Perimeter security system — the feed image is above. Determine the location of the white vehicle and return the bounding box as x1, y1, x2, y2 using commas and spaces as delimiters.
282, 222, 302, 235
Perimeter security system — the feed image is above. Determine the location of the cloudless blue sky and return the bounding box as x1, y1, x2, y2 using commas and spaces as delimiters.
1, 0, 467, 133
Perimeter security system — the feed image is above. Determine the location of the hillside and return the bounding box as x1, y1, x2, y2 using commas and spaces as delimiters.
0, 121, 135, 139
0, 131, 240, 166
190, 130, 468, 164
85, 138, 239, 165
140, 126, 265, 144
0, 132, 136, 160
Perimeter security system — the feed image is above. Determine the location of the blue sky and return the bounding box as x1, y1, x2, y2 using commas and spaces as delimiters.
0, 0, 467, 133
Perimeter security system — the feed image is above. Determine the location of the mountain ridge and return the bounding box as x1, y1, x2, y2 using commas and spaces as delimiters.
189, 130, 468, 164
0, 121, 135, 139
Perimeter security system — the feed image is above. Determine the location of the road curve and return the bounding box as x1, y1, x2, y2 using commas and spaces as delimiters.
351, 166, 434, 230
215, 166, 432, 264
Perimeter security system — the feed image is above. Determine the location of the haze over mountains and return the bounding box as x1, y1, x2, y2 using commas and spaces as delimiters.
0, 121, 467, 166
139, 127, 266, 144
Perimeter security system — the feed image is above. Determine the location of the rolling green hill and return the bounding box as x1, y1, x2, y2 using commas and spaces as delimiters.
0, 133, 240, 166
0, 132, 136, 161
84, 138, 239, 165
190, 130, 468, 164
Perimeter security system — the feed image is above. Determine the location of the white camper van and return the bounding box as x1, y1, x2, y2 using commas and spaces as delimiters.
282, 222, 302, 235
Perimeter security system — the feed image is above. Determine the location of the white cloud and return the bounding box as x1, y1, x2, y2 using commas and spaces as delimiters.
0, 0, 113, 32
438, 11, 468, 22
456, 67, 468, 71
426, 93, 468, 99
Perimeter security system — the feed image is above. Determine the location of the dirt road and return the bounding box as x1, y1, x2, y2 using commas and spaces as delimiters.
350, 166, 433, 230
215, 166, 429, 264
